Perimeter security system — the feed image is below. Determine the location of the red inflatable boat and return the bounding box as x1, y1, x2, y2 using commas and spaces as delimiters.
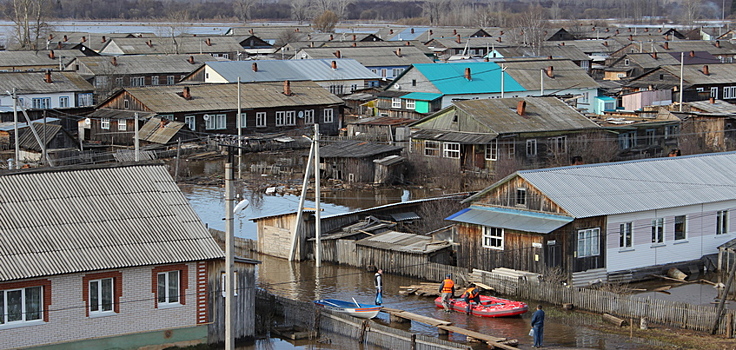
434, 295, 528, 317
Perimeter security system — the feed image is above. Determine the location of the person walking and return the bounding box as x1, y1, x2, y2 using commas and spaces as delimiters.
531, 304, 545, 348
374, 269, 383, 305
438, 274, 455, 311
461, 284, 480, 315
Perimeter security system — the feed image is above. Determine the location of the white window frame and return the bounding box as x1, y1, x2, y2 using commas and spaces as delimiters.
323, 108, 334, 123
59, 96, 69, 108
725, 86, 736, 99
507, 138, 515, 158
304, 110, 315, 124
406, 99, 416, 109
548, 136, 567, 154
89, 278, 114, 315
485, 139, 498, 161
167, 76, 175, 85
577, 228, 600, 258
31, 97, 50, 109
130, 76, 145, 87
205, 114, 227, 130
619, 222, 632, 248
256, 112, 266, 127
516, 188, 526, 206
651, 218, 664, 243
286, 111, 296, 126
717, 210, 729, 235
1, 286, 43, 325
711, 87, 719, 99
645, 129, 655, 145
239, 113, 247, 128
157, 271, 180, 305
275, 111, 285, 126
151, 76, 159, 85
101, 118, 110, 130
78, 93, 93, 107
674, 215, 687, 241
424, 140, 440, 157
526, 139, 537, 157
117, 119, 127, 131
482, 226, 504, 250
442, 142, 460, 159
184, 115, 195, 130
391, 97, 401, 108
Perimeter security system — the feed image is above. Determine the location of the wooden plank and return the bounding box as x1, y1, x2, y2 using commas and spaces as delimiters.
381, 307, 452, 327
437, 325, 518, 350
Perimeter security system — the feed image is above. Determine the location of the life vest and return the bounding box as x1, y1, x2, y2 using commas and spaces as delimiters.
466, 287, 478, 298
441, 278, 454, 293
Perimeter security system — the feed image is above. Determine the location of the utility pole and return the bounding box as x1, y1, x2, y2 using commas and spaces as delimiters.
314, 124, 321, 267
289, 140, 314, 261
134, 112, 140, 162
225, 160, 235, 350
540, 69, 544, 96
679, 52, 684, 112
237, 78, 242, 179
500, 64, 506, 98
11, 88, 19, 169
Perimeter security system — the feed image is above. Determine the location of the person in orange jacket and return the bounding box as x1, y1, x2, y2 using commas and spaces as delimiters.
438, 274, 455, 311
461, 284, 480, 315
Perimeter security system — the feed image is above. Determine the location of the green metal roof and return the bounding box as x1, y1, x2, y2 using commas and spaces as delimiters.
401, 92, 442, 101
412, 62, 525, 95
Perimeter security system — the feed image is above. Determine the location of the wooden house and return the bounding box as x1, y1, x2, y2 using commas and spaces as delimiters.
346, 116, 415, 143
447, 151, 736, 286
604, 51, 721, 81
293, 46, 433, 80
316, 140, 404, 183
0, 164, 258, 349
0, 71, 95, 110
624, 62, 736, 104
99, 36, 246, 59
96, 81, 345, 136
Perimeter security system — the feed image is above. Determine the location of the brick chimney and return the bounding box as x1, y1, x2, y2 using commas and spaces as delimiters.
334, 50, 341, 58
411, 28, 415, 34
44, 70, 52, 83
547, 55, 553, 60
453, 29, 457, 35
146, 40, 153, 47
188, 55, 195, 64
48, 50, 55, 59
615, 29, 620, 35
389, 29, 394, 35
628, 27, 632, 32
111, 56, 117, 66
702, 65, 710, 75
81, 36, 86, 43
182, 86, 192, 100
464, 67, 471, 81
352, 34, 357, 41
48, 34, 53, 41
603, 41, 608, 46
710, 97, 716, 104
456, 34, 461, 44
663, 41, 669, 50
644, 27, 649, 32
664, 34, 670, 41
283, 80, 292, 95
546, 66, 554, 78
716, 40, 722, 48
252, 62, 258, 72
248, 28, 253, 35
651, 52, 658, 59
331, 60, 337, 70
63, 35, 68, 42
560, 42, 565, 46
329, 34, 334, 41
689, 50, 695, 57
516, 100, 526, 116
628, 35, 633, 41
395, 48, 402, 57
101, 35, 106, 43
497, 37, 502, 43
405, 41, 410, 46
429, 29, 433, 36
352, 42, 357, 47
605, 28, 609, 32
205, 38, 212, 46
658, 28, 662, 33
56, 41, 62, 49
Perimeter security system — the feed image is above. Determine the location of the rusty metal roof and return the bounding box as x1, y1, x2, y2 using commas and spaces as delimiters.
318, 140, 403, 158
0, 165, 224, 282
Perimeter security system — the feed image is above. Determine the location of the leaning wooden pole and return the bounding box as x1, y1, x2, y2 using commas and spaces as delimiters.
712, 262, 736, 334
288, 140, 314, 261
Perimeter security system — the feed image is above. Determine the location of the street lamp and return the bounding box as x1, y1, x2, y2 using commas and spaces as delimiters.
225, 160, 249, 350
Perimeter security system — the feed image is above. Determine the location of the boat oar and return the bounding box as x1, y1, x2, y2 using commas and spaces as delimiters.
352, 297, 361, 307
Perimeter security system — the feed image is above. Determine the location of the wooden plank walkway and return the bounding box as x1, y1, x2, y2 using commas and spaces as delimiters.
381, 307, 519, 350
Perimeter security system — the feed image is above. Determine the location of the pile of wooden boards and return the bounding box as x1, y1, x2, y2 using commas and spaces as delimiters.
398, 281, 494, 297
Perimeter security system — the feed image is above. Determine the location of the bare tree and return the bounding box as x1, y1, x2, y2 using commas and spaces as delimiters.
10, 0, 51, 50
290, 0, 312, 23
313, 10, 339, 33
234, 0, 258, 22
513, 5, 548, 56
332, 0, 353, 19
681, 0, 702, 28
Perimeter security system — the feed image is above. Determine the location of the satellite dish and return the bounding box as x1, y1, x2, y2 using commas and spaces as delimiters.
298, 111, 304, 119
84, 118, 91, 126
395, 84, 401, 90
203, 114, 210, 121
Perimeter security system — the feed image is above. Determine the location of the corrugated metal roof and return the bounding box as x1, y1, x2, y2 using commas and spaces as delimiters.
17, 124, 61, 151
552, 40, 621, 54
389, 211, 420, 221
503, 152, 736, 218
401, 92, 442, 101
118, 81, 344, 114
0, 71, 93, 93
501, 60, 600, 90
0, 50, 78, 68
411, 129, 498, 144
660, 63, 736, 85
139, 117, 185, 144
295, 46, 434, 67
88, 108, 156, 120
206, 59, 378, 82
73, 54, 211, 75
412, 62, 525, 95
356, 231, 450, 254
101, 36, 245, 55
493, 45, 590, 62
352, 116, 415, 126
319, 140, 402, 158
689, 100, 736, 114
0, 165, 224, 282
446, 206, 572, 233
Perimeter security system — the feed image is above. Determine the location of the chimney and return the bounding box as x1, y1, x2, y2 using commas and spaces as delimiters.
644, 27, 649, 32
283, 80, 292, 95
664, 34, 670, 41
547, 55, 553, 60
560, 42, 565, 46
334, 50, 341, 58
329, 34, 334, 41
592, 27, 596, 32
182, 86, 192, 100
453, 29, 457, 35
205, 38, 212, 46
651, 52, 658, 59
716, 40, 722, 48
352, 34, 357, 41
56, 41, 62, 49
689, 50, 695, 57
146, 40, 153, 47
411, 28, 415, 34
389, 29, 394, 35
159, 119, 169, 128
111, 56, 117, 66
703, 65, 710, 75
48, 50, 55, 59
545, 66, 554, 78
47, 34, 53, 41
44, 70, 52, 83
499, 30, 504, 36
295, 28, 300, 32
188, 55, 195, 64
252, 62, 258, 72
456, 34, 461, 44
628, 28, 632, 32
603, 41, 608, 46
395, 48, 402, 57
405, 41, 410, 46
544, 30, 548, 35
615, 29, 620, 35
81, 36, 86, 43
516, 100, 526, 116
101, 35, 106, 43
331, 60, 337, 70
605, 28, 609, 32
710, 97, 716, 104
497, 37, 502, 43
429, 29, 433, 36
249, 28, 253, 35
464, 67, 471, 81
663, 41, 669, 50
63, 35, 68, 42
352, 42, 357, 47
628, 35, 633, 41
658, 28, 662, 33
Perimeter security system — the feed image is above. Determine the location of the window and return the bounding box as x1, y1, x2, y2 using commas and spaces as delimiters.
645, 129, 655, 145
95, 76, 108, 88
167, 76, 175, 85
392, 97, 402, 108
205, 114, 226, 130
381, 69, 387, 78
516, 188, 526, 206
239, 113, 247, 128
526, 139, 537, 157
507, 138, 515, 158
1, 285, 44, 325
286, 111, 296, 126
424, 140, 440, 156
256, 112, 266, 127
674, 215, 686, 241
329, 85, 344, 95
101, 118, 110, 130
406, 100, 416, 109
130, 76, 145, 86
711, 87, 719, 99
443, 142, 460, 158
482, 227, 504, 249
665, 125, 679, 139
221, 272, 239, 297
31, 98, 50, 109
485, 140, 498, 161
725, 86, 736, 99
157, 271, 180, 305
412, 79, 417, 86
89, 278, 114, 314
304, 110, 315, 124
619, 222, 632, 248
151, 76, 159, 85
651, 218, 664, 243
350, 84, 358, 92
124, 99, 130, 109
78, 93, 93, 107
548, 136, 566, 154
624, 59, 630, 66
392, 68, 404, 77
717, 210, 729, 235
118, 119, 127, 131
323, 108, 334, 123
184, 115, 195, 130
619, 132, 635, 149
577, 228, 600, 258
159, 114, 174, 121
59, 96, 69, 108
275, 111, 285, 126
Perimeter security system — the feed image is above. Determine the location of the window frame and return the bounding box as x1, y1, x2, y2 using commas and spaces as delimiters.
285, 111, 296, 126
59, 96, 69, 108
526, 139, 537, 157
130, 76, 145, 87
485, 139, 498, 161
239, 112, 247, 128
184, 115, 195, 131
674, 215, 687, 241
275, 111, 285, 126
0, 283, 46, 326
717, 210, 729, 235
482, 226, 504, 250
157, 271, 180, 306
323, 108, 334, 123
88, 278, 115, 316
101, 118, 110, 130
619, 222, 633, 248
577, 228, 600, 258
516, 188, 527, 206
442, 142, 460, 159
256, 112, 267, 127
152, 264, 188, 308
424, 140, 440, 157
304, 109, 315, 124
651, 218, 665, 243
405, 99, 416, 110
391, 97, 402, 108
117, 119, 127, 131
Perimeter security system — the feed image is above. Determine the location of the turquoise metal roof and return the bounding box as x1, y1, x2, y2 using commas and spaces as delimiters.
401, 92, 442, 101
596, 96, 616, 101
413, 62, 525, 95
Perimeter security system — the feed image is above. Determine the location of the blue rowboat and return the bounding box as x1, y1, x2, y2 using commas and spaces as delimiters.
314, 298, 382, 319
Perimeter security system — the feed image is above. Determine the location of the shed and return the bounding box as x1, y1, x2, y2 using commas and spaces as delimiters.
353, 231, 454, 272
317, 140, 403, 183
